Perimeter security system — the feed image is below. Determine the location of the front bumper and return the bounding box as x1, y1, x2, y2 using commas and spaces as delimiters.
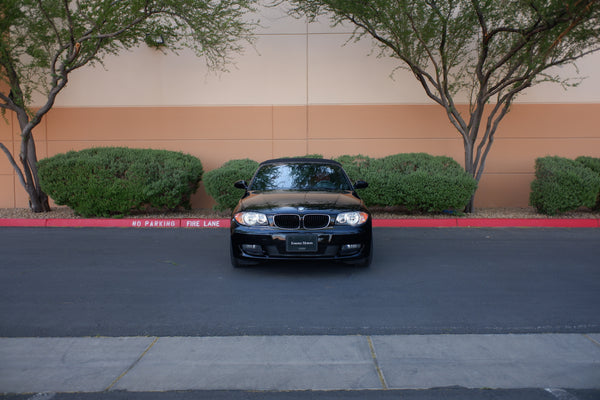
230, 221, 372, 262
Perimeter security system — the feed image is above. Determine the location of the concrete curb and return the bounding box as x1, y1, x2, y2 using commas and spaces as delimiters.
1, 217, 599, 228
2, 334, 600, 393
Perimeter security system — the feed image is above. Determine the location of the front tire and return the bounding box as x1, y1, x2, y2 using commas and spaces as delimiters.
354, 251, 372, 268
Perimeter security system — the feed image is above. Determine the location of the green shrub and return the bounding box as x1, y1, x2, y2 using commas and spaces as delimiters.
385, 153, 476, 212
401, 171, 478, 212
203, 156, 322, 211
206, 153, 477, 213
336, 153, 477, 212
334, 154, 373, 180
576, 156, 600, 175
529, 156, 600, 215
334, 155, 391, 206
38, 147, 203, 217
280, 154, 324, 159
204, 158, 259, 211
576, 156, 600, 209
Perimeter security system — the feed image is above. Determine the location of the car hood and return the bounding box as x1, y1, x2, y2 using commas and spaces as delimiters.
236, 191, 367, 213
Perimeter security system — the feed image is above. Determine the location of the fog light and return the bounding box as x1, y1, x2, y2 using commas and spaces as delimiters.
340, 243, 362, 256
241, 244, 263, 256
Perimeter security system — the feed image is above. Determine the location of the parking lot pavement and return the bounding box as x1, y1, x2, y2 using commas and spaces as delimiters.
1, 334, 599, 394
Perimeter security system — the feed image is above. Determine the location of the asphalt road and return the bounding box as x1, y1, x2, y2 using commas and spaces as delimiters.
1, 227, 599, 337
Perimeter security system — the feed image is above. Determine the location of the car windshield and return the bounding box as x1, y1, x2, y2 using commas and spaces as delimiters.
250, 163, 353, 192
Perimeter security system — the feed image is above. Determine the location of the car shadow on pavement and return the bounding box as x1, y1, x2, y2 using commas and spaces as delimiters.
232, 259, 371, 277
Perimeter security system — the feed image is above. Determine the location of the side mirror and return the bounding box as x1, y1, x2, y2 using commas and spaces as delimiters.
234, 180, 248, 190
354, 180, 368, 190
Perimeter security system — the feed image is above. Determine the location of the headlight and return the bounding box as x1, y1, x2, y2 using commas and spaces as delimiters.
234, 212, 268, 226
336, 211, 368, 226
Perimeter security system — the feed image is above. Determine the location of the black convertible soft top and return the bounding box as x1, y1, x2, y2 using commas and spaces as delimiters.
259, 158, 342, 166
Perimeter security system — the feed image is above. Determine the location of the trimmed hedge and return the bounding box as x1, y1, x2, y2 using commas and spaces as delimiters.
576, 156, 600, 175
203, 158, 259, 211
203, 155, 324, 211
529, 156, 600, 215
333, 154, 388, 206
204, 153, 477, 212
38, 147, 203, 217
336, 153, 477, 212
576, 156, 600, 210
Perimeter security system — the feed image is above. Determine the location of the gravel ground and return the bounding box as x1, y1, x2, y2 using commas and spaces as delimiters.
1, 206, 599, 219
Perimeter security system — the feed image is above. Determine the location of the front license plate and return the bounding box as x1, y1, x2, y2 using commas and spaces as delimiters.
286, 234, 318, 252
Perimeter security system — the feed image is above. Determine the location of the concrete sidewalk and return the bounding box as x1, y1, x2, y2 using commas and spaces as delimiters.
1, 334, 599, 394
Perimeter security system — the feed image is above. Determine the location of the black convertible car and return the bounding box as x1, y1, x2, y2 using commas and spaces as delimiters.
230, 158, 372, 267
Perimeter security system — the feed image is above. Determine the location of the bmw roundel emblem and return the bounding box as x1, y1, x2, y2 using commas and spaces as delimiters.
298, 207, 305, 211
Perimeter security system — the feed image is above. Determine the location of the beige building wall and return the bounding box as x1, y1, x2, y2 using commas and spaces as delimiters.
2, 4, 600, 209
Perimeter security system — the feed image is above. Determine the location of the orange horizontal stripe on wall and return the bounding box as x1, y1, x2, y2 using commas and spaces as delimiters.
1, 103, 599, 209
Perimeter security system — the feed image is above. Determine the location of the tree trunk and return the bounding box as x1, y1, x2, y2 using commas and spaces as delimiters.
22, 142, 51, 213
28, 188, 51, 212
464, 195, 475, 214
2, 135, 51, 212
16, 116, 52, 213
463, 139, 476, 213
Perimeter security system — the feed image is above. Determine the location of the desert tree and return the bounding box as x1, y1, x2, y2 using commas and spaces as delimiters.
0, 0, 258, 212
286, 0, 600, 211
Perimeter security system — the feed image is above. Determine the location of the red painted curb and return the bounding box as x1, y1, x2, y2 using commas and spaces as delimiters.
0, 218, 47, 227
44, 218, 230, 228
46, 219, 143, 228
456, 218, 600, 228
1, 218, 599, 228
373, 219, 456, 227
